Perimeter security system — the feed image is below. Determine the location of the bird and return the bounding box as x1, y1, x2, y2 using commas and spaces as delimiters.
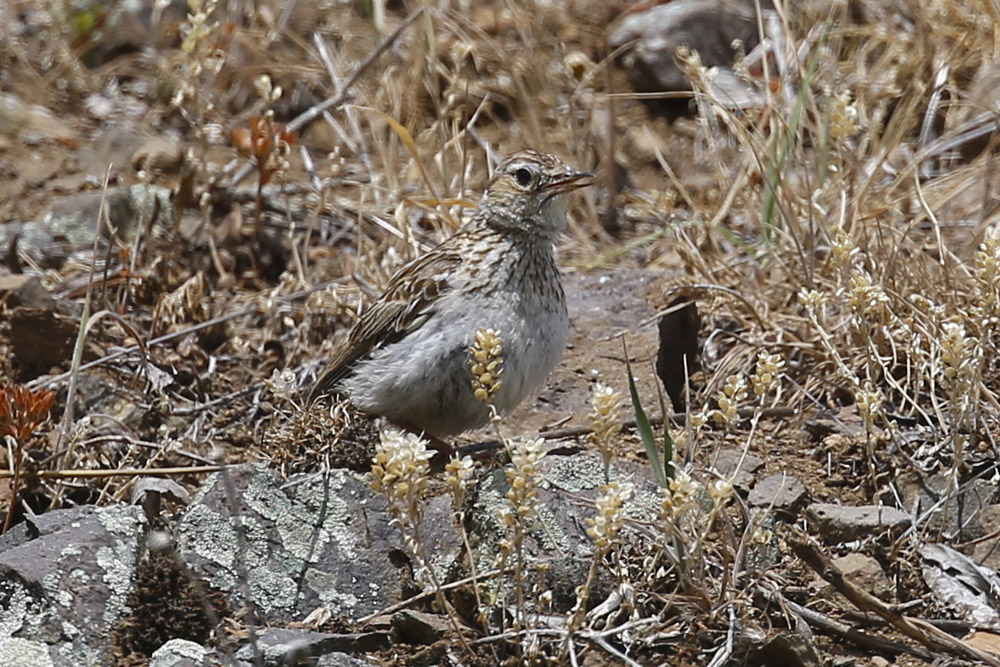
308, 150, 593, 438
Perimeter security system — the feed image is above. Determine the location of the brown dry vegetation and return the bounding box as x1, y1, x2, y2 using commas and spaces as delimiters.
2, 0, 1000, 665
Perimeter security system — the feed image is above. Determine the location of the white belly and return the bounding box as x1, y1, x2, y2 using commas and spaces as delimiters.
341, 290, 569, 436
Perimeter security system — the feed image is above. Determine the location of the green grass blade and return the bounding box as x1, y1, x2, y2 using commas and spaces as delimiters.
625, 352, 668, 488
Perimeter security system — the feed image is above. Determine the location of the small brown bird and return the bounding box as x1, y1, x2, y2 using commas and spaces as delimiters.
309, 151, 593, 437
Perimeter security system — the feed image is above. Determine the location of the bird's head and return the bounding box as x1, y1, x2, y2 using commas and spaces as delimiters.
480, 151, 593, 239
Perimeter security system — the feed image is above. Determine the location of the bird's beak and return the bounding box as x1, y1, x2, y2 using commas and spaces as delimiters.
544, 171, 595, 194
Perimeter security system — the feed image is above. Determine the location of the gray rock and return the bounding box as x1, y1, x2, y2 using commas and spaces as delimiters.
708, 448, 764, 490
748, 474, 808, 513
752, 631, 823, 667
744, 508, 781, 573
897, 471, 997, 542
2, 185, 176, 268
234, 628, 388, 665
132, 136, 186, 174
316, 652, 381, 667
829, 552, 891, 600
391, 609, 449, 645
608, 0, 764, 94
468, 450, 660, 609
0, 505, 148, 666
149, 639, 217, 667
0, 638, 55, 667
41, 184, 175, 245
973, 504, 1000, 570
177, 464, 447, 622
805, 503, 910, 543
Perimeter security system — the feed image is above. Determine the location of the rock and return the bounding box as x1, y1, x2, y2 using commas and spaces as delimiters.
0, 93, 32, 137
896, 471, 996, 542
752, 631, 823, 667
316, 652, 381, 667
608, 0, 765, 95
8, 307, 81, 381
131, 477, 191, 521
61, 371, 145, 431
0, 505, 148, 665
829, 552, 891, 600
744, 508, 781, 573
233, 628, 389, 665
973, 504, 1000, 570
966, 631, 1000, 659
391, 609, 449, 645
0, 274, 55, 310
708, 448, 764, 490
176, 464, 456, 622
5, 184, 177, 268
149, 639, 219, 667
748, 474, 808, 514
132, 136, 186, 174
76, 0, 189, 68
0, 637, 55, 667
805, 504, 910, 543
49, 184, 176, 243
830, 657, 857, 667
0, 221, 61, 270
468, 450, 660, 610
0, 92, 74, 144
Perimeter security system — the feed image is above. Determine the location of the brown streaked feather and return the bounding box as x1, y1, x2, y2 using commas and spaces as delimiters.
308, 246, 463, 403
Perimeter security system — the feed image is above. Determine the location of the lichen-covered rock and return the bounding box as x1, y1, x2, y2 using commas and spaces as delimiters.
0, 184, 176, 269
177, 463, 445, 622
0, 505, 148, 666
468, 450, 661, 608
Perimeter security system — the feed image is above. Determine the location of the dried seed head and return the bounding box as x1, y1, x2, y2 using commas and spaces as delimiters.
830, 229, 859, 274
828, 89, 860, 141
707, 478, 734, 506
848, 270, 889, 320
469, 328, 504, 404
587, 382, 624, 470
975, 230, 1000, 318
371, 429, 433, 525
660, 470, 701, 521
504, 437, 546, 524
751, 351, 785, 397
585, 482, 633, 551
444, 455, 475, 506
711, 374, 747, 427
264, 369, 297, 400
797, 288, 829, 311
855, 383, 884, 431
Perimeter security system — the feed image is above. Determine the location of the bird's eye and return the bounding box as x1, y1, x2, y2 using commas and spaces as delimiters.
514, 168, 533, 187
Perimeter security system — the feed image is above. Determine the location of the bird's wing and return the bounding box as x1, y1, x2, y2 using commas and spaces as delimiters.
308, 247, 464, 403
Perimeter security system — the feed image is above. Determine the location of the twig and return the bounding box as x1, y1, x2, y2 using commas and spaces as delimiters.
790, 532, 1000, 667
761, 587, 937, 660
58, 164, 113, 471
0, 465, 223, 480
227, 8, 424, 189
